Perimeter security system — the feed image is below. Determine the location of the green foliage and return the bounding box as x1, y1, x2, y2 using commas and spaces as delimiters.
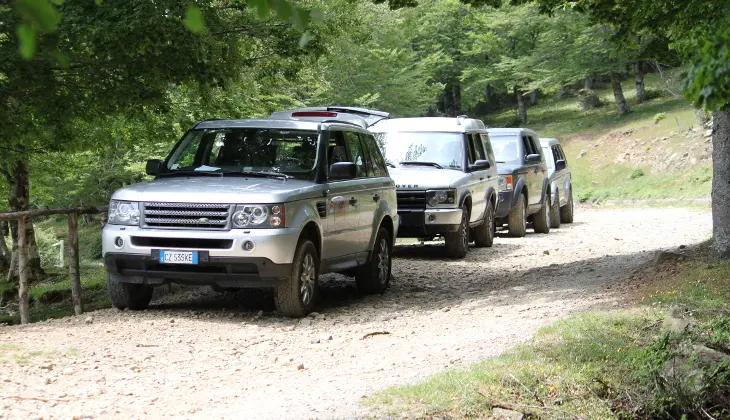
630, 168, 645, 179
653, 112, 666, 123
184, 4, 207, 34
684, 29, 730, 111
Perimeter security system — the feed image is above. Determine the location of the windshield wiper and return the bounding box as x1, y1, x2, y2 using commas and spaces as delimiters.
220, 169, 292, 180
496, 161, 506, 164
157, 170, 223, 178
399, 161, 443, 169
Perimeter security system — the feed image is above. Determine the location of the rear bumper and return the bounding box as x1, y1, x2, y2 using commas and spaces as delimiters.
104, 252, 290, 288
396, 208, 462, 238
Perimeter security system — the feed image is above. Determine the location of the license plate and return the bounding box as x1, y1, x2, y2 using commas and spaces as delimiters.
159, 251, 198, 265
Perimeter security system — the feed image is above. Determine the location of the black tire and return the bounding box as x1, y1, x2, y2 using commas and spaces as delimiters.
507, 194, 527, 238
107, 274, 153, 310
560, 188, 575, 223
474, 202, 495, 248
549, 191, 561, 229
533, 193, 551, 234
445, 204, 470, 259
356, 227, 392, 294
274, 240, 319, 317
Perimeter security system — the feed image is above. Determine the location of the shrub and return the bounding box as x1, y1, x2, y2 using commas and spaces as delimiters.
654, 113, 667, 124
643, 88, 664, 101
578, 89, 602, 110
630, 168, 645, 179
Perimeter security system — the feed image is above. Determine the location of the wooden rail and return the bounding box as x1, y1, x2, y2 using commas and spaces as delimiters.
2, 206, 108, 324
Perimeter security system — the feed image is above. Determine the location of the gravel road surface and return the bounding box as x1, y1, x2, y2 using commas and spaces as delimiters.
0, 207, 712, 420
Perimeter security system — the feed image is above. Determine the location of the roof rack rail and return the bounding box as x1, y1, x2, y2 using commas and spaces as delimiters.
193, 118, 226, 128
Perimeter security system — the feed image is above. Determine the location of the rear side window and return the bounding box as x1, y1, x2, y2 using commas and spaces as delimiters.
558, 145, 568, 165
343, 131, 369, 178
362, 134, 388, 177
480, 134, 496, 165
469, 134, 487, 162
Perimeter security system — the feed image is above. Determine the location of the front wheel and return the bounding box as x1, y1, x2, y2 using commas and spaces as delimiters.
549, 191, 561, 229
533, 194, 551, 234
107, 275, 153, 310
560, 189, 575, 223
474, 203, 495, 248
445, 204, 470, 259
356, 227, 392, 294
275, 240, 319, 317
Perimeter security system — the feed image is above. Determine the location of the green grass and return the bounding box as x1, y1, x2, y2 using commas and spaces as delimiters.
367, 246, 730, 419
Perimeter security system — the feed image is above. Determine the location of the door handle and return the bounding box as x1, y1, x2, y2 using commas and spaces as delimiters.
349, 197, 358, 206
373, 194, 380, 201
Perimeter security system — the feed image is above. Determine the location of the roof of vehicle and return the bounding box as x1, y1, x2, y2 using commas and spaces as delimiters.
368, 117, 486, 133
486, 127, 539, 137
267, 106, 390, 128
192, 118, 362, 132
539, 137, 561, 147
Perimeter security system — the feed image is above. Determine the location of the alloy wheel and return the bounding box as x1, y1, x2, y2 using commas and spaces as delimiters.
299, 253, 316, 305
377, 238, 390, 285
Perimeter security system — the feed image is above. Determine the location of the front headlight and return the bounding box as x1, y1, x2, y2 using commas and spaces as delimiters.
232, 204, 285, 228
108, 201, 140, 226
498, 175, 514, 191
426, 190, 455, 207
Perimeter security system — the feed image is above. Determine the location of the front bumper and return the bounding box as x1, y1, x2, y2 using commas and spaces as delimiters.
105, 253, 291, 288
102, 225, 300, 265
495, 190, 514, 218
396, 208, 463, 238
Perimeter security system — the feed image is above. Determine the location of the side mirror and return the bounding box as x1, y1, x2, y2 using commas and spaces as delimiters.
329, 162, 357, 181
469, 159, 491, 171
556, 159, 567, 170
526, 154, 542, 164
146, 159, 165, 176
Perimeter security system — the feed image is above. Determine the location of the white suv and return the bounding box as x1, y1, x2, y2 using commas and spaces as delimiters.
369, 117, 499, 258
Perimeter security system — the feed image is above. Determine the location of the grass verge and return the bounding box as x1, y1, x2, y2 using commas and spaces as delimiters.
365, 245, 730, 419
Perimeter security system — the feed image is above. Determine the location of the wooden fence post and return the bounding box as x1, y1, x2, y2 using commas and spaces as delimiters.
68, 212, 83, 316
17, 216, 29, 324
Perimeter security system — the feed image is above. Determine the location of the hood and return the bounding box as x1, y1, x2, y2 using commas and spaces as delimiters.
496, 162, 523, 175
388, 167, 467, 190
111, 176, 322, 204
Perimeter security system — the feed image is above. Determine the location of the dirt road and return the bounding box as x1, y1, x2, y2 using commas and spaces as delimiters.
0, 207, 712, 420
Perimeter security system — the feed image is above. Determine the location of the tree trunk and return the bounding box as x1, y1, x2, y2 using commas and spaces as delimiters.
635, 61, 646, 103
6, 159, 45, 283
712, 110, 730, 259
515, 86, 527, 124
452, 83, 462, 116
0, 221, 9, 270
17, 216, 29, 324
610, 73, 630, 116
442, 88, 453, 117
584, 76, 594, 90
529, 90, 538, 105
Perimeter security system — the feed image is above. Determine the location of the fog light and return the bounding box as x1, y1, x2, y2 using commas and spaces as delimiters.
427, 214, 436, 222
242, 240, 255, 252
114, 237, 124, 248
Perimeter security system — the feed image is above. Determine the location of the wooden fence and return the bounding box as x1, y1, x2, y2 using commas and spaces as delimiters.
0, 206, 108, 324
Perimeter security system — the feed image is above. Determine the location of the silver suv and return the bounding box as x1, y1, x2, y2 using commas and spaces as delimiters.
102, 110, 398, 317
369, 117, 499, 258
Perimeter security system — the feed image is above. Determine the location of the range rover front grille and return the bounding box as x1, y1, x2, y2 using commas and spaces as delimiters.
397, 191, 427, 210
142, 202, 232, 230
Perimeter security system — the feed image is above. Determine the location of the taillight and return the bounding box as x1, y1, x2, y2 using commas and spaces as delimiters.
291, 111, 338, 118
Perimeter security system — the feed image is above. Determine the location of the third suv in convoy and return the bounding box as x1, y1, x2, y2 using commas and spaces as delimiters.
486, 128, 551, 237
369, 117, 499, 259
103, 107, 397, 317
540, 138, 574, 227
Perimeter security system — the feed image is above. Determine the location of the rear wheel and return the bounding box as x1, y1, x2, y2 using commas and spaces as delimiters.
445, 204, 470, 259
560, 189, 575, 223
356, 227, 392, 294
507, 194, 527, 238
533, 194, 551, 234
107, 275, 154, 310
549, 191, 561, 229
474, 202, 495, 248
274, 240, 318, 317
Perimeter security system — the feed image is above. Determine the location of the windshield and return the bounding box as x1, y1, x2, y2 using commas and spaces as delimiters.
374, 132, 464, 169
166, 128, 319, 180
489, 135, 521, 163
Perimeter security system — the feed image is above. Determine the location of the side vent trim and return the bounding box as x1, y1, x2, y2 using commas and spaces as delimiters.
316, 201, 327, 218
